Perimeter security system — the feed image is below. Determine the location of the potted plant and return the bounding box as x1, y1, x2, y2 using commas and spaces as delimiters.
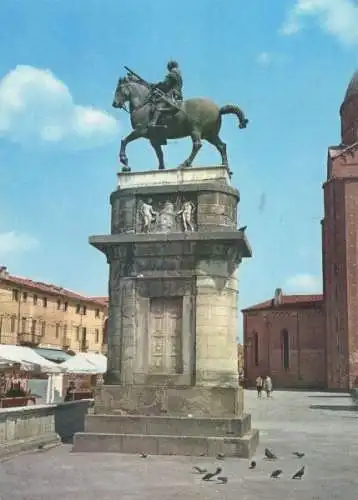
0, 387, 30, 408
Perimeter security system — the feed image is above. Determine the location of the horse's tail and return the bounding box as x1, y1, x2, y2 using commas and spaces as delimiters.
219, 105, 249, 129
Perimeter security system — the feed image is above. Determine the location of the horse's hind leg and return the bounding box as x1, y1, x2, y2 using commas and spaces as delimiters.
205, 134, 228, 166
150, 139, 165, 170
179, 129, 202, 168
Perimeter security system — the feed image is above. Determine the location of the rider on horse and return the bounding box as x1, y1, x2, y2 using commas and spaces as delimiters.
149, 60, 183, 128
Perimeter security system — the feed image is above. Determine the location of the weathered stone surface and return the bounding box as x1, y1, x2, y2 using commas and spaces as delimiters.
85, 413, 252, 437
0, 400, 93, 459
93, 385, 244, 417
73, 430, 258, 458
0, 405, 60, 459
117, 165, 231, 189
86, 165, 255, 457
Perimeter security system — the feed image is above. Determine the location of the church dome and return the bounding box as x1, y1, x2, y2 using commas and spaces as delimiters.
344, 71, 358, 101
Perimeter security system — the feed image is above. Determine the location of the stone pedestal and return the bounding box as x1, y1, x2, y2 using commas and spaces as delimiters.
73, 166, 259, 457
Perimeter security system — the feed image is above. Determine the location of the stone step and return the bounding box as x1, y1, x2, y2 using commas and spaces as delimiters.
85, 414, 252, 438
72, 429, 259, 458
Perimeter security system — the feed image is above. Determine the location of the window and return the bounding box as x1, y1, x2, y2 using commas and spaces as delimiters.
57, 300, 61, 310
55, 323, 60, 339
22, 292, 27, 302
95, 328, 99, 344
41, 321, 46, 336
33, 294, 38, 305
12, 289, 19, 301
253, 332, 259, 367
31, 319, 37, 334
336, 315, 339, 332
336, 335, 340, 353
81, 327, 87, 350
63, 324, 68, 337
95, 309, 100, 318
76, 304, 81, 314
10, 315, 16, 333
76, 326, 80, 341
42, 297, 47, 308
64, 302, 68, 312
82, 306, 87, 315
21, 317, 27, 333
281, 329, 289, 370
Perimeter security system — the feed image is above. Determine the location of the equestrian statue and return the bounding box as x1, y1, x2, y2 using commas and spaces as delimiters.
112, 60, 249, 172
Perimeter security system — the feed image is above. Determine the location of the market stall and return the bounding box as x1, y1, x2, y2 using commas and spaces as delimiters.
0, 345, 65, 408
61, 353, 107, 401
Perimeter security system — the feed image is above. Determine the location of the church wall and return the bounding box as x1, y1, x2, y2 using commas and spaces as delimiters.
243, 305, 326, 389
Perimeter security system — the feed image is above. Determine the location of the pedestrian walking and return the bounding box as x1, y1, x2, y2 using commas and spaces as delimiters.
256, 375, 263, 398
264, 375, 273, 398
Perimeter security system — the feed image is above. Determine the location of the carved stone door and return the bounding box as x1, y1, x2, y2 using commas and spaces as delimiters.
149, 297, 183, 374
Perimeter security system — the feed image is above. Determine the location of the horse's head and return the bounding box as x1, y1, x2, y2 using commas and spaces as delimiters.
112, 75, 148, 110
112, 77, 129, 109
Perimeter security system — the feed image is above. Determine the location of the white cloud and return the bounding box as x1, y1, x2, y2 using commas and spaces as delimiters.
0, 231, 39, 258
256, 52, 273, 67
0, 65, 119, 149
280, 0, 358, 46
285, 273, 322, 293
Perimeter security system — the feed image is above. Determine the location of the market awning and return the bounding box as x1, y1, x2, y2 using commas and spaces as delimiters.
0, 345, 65, 373
77, 352, 107, 374
33, 347, 73, 364
60, 354, 101, 374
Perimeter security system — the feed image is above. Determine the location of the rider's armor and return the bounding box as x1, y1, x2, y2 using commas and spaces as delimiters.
149, 61, 183, 128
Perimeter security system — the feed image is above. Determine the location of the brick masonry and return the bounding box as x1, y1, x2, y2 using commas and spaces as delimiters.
243, 298, 326, 389
243, 71, 358, 391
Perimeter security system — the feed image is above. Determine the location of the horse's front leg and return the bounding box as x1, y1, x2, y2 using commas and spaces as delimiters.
119, 129, 145, 172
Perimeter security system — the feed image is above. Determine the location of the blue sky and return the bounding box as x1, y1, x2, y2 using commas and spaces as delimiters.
1, 0, 358, 337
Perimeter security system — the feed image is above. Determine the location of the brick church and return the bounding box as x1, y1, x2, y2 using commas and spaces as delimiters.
243, 71, 358, 391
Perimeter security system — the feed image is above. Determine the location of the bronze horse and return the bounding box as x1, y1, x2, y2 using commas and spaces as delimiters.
112, 76, 248, 171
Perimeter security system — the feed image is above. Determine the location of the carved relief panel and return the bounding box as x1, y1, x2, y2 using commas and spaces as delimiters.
135, 194, 197, 234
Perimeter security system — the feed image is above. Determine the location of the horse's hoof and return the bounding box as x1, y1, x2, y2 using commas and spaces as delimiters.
179, 163, 190, 169
158, 165, 165, 170
121, 166, 131, 173
239, 119, 249, 129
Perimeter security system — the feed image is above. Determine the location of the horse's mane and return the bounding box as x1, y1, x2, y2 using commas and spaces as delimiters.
120, 74, 147, 88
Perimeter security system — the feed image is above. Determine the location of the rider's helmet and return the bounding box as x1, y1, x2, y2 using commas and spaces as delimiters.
167, 60, 179, 71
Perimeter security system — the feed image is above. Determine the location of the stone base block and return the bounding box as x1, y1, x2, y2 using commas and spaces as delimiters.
94, 384, 244, 418
72, 429, 259, 458
85, 414, 252, 437
0, 432, 60, 460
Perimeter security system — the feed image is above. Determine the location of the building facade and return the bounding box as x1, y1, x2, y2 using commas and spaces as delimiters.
243, 289, 325, 388
243, 71, 358, 391
0, 266, 108, 354
322, 71, 358, 390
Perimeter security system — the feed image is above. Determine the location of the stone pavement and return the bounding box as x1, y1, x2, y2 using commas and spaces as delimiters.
0, 390, 357, 500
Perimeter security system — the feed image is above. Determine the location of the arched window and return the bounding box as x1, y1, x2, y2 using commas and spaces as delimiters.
281, 328, 289, 370
253, 332, 259, 367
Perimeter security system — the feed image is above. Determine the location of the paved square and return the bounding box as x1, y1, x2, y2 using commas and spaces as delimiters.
0, 390, 357, 499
